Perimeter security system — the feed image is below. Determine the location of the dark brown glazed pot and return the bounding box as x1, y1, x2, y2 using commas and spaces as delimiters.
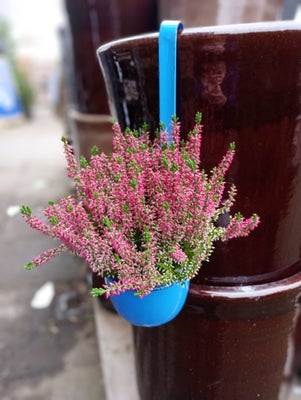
64, 0, 158, 114
97, 21, 301, 398
133, 272, 301, 400
68, 110, 113, 160
97, 21, 301, 286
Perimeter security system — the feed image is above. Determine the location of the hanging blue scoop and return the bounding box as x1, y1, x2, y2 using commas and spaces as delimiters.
159, 20, 183, 144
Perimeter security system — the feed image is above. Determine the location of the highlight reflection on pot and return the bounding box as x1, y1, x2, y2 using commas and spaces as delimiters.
200, 61, 227, 106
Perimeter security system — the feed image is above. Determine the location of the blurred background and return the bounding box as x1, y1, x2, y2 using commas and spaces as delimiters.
1, 0, 301, 399
0, 0, 64, 119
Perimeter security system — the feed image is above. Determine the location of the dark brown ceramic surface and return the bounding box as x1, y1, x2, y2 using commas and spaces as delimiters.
134, 270, 301, 400
65, 0, 158, 114
69, 110, 113, 159
97, 21, 301, 285
98, 22, 301, 398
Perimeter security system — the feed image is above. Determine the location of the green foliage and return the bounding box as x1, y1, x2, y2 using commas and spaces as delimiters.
195, 112, 202, 124
143, 229, 151, 243
50, 216, 58, 225
162, 155, 169, 169
163, 201, 169, 211
80, 156, 88, 168
159, 122, 166, 131
20, 205, 32, 217
24, 262, 35, 270
122, 204, 129, 213
170, 162, 178, 172
186, 158, 197, 172
141, 122, 148, 133
140, 143, 148, 151
134, 228, 143, 251
91, 146, 99, 155
130, 179, 137, 189
103, 216, 112, 228
91, 287, 107, 297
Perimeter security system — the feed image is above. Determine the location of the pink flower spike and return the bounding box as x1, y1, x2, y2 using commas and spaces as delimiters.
170, 246, 187, 263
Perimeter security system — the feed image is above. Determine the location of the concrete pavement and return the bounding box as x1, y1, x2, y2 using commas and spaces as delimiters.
0, 106, 105, 400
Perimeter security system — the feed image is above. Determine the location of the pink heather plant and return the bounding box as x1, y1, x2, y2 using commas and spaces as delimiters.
21, 113, 259, 297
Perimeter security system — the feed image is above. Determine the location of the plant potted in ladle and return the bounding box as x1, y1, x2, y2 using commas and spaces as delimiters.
21, 113, 259, 327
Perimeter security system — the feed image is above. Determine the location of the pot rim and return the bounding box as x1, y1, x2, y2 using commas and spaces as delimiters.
189, 268, 301, 299
68, 109, 112, 123
97, 20, 301, 54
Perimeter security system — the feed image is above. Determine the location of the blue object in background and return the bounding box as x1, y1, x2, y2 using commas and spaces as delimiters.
105, 278, 189, 327
0, 56, 23, 119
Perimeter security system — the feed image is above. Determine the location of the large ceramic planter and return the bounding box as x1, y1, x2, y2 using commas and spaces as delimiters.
97, 21, 301, 285
133, 272, 301, 399
68, 110, 113, 160
97, 21, 301, 398
64, 0, 158, 114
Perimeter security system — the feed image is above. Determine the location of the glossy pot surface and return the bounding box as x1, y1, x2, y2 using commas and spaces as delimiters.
133, 271, 301, 399
65, 0, 158, 114
97, 21, 301, 285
